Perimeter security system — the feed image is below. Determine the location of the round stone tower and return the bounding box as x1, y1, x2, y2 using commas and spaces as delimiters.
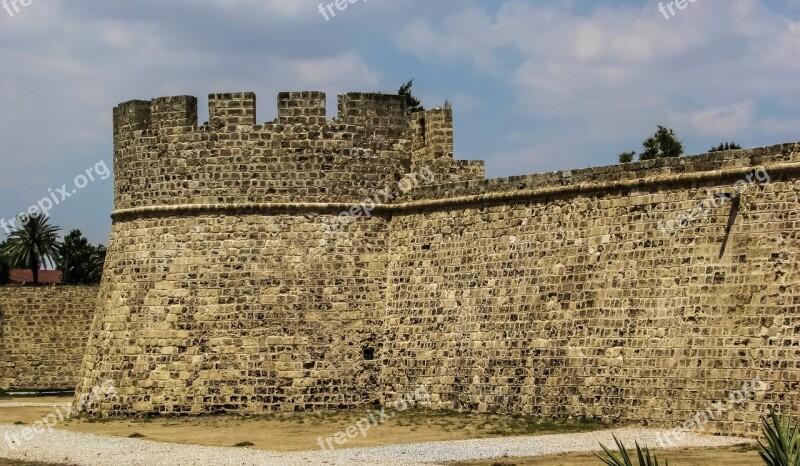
75, 91, 484, 415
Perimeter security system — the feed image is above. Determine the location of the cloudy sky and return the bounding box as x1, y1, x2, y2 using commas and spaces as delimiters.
1, 0, 799, 245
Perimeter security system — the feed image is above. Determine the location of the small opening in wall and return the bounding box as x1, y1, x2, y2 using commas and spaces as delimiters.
363, 348, 375, 361
422, 244, 431, 251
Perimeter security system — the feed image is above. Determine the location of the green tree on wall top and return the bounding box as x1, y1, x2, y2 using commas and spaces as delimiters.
709, 142, 742, 152
2, 214, 60, 286
618, 151, 636, 164
639, 125, 684, 160
57, 229, 106, 285
398, 80, 425, 115
617, 125, 684, 163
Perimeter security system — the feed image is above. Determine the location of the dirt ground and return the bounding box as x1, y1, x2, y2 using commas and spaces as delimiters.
2, 397, 606, 451
0, 460, 63, 466
1, 397, 761, 465
455, 444, 763, 465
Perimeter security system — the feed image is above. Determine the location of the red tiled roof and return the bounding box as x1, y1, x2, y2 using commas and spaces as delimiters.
8, 269, 63, 285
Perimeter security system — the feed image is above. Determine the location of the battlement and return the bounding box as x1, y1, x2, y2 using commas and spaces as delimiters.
411, 107, 453, 160
278, 91, 326, 124
337, 92, 407, 127
111, 90, 485, 211
209, 92, 255, 129
113, 91, 413, 134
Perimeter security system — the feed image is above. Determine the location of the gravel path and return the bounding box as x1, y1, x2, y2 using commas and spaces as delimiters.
0, 425, 754, 465
0, 402, 60, 408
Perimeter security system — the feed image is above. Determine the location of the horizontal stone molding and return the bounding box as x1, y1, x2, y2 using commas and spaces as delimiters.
111, 161, 800, 220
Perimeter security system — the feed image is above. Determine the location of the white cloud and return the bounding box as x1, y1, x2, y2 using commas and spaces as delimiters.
669, 101, 757, 138
286, 53, 379, 89
396, 0, 800, 160
0, 0, 389, 242
760, 116, 800, 136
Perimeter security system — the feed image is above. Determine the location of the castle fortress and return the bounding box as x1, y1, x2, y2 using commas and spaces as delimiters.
71, 90, 800, 435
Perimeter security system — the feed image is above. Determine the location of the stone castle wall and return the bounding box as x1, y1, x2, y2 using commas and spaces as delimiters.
73, 89, 799, 436
112, 92, 483, 212
78, 214, 388, 414
382, 143, 800, 436
77, 92, 483, 415
0, 286, 98, 391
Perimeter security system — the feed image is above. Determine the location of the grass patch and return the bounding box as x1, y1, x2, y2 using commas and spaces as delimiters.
233, 441, 254, 447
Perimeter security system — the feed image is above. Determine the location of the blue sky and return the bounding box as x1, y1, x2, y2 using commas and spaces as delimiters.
0, 0, 799, 245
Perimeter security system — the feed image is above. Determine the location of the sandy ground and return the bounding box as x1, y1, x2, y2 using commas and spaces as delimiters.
0, 397, 757, 465
0, 398, 607, 452
456, 443, 764, 465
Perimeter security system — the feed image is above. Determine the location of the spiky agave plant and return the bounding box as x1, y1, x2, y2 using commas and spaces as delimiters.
596, 435, 668, 466
759, 408, 800, 466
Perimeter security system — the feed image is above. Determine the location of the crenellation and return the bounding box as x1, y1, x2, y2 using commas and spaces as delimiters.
208, 92, 257, 130
113, 100, 152, 137
110, 91, 479, 211
151, 96, 198, 132
337, 93, 407, 129
411, 108, 454, 161
410, 107, 483, 181
277, 91, 326, 125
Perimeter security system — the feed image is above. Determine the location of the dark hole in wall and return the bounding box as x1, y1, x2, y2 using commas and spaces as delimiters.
363, 347, 375, 361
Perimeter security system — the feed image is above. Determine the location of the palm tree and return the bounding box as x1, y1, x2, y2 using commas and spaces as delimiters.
3, 214, 61, 285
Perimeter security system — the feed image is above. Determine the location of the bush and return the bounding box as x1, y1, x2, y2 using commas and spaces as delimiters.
759, 408, 800, 466
596, 435, 668, 466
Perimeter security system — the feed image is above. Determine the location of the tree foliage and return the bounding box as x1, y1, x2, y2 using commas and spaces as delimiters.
398, 80, 425, 115
709, 142, 742, 152
56, 229, 106, 285
618, 126, 684, 163
619, 151, 636, 164
640, 125, 684, 160
3, 214, 60, 285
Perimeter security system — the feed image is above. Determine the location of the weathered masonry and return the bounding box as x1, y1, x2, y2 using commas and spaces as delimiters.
75, 90, 800, 437
0, 286, 98, 391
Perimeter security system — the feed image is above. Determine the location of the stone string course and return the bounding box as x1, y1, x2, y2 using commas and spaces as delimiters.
0, 286, 98, 391
71, 90, 799, 437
